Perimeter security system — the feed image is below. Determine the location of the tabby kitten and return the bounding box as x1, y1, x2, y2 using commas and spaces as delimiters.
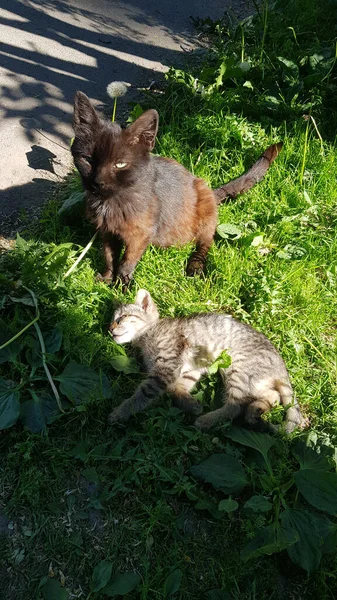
72, 91, 282, 287
108, 290, 306, 433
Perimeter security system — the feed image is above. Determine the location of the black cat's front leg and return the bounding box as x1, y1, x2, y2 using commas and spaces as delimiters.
109, 374, 166, 424
117, 234, 150, 289
97, 232, 123, 283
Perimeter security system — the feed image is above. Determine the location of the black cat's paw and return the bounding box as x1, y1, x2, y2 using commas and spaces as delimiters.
186, 259, 205, 277
96, 271, 113, 284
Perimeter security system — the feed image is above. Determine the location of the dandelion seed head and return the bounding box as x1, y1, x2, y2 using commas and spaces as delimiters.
106, 81, 130, 98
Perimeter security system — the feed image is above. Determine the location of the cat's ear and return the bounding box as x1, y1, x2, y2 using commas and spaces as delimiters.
134, 289, 156, 312
126, 109, 159, 150
73, 91, 100, 132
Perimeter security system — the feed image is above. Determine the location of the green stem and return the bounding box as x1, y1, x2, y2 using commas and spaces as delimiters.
0, 314, 39, 350
112, 97, 117, 122
260, 0, 269, 67
299, 111, 311, 186
22, 286, 64, 413
63, 231, 98, 279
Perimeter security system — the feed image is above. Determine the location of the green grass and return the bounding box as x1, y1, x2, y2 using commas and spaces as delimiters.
1, 0, 337, 598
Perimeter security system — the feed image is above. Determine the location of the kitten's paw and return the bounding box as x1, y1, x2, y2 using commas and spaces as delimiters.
194, 414, 212, 431
108, 408, 129, 425
186, 259, 205, 277
96, 271, 113, 284
285, 416, 310, 434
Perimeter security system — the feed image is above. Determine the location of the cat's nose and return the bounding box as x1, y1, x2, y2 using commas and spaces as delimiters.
109, 321, 118, 332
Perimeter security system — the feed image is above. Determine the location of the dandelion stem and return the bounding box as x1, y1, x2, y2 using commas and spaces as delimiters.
112, 97, 117, 122
63, 231, 98, 279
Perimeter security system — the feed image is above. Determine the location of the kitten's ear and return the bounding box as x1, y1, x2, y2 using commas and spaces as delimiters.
73, 91, 100, 132
134, 289, 156, 312
126, 109, 159, 150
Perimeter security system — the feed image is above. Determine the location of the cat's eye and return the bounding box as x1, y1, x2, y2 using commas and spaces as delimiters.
115, 162, 127, 169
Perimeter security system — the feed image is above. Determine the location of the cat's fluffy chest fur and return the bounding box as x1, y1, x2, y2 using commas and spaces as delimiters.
86, 155, 202, 248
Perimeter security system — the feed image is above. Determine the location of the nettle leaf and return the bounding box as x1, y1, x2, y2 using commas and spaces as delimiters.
103, 571, 141, 597
218, 497, 239, 512
58, 191, 85, 214
294, 469, 337, 515
56, 361, 112, 403
292, 440, 332, 471
41, 578, 68, 600
277, 56, 299, 76
244, 495, 273, 513
91, 560, 113, 592
9, 293, 35, 306
242, 523, 298, 561
224, 428, 275, 466
110, 355, 139, 374
15, 232, 29, 252
281, 508, 322, 574
0, 378, 20, 430
163, 569, 182, 596
190, 453, 248, 494
208, 350, 231, 375
82, 467, 100, 483
20, 392, 59, 433
217, 223, 242, 239
68, 442, 88, 461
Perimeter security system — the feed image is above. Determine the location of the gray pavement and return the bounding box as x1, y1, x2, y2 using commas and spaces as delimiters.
0, 0, 247, 233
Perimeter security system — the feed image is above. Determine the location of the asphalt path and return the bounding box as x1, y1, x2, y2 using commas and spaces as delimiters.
0, 0, 246, 233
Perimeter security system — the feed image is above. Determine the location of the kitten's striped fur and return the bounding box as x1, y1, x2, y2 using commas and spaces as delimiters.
108, 290, 307, 433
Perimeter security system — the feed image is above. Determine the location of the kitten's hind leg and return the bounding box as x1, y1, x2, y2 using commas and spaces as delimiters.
186, 180, 217, 276
169, 371, 203, 415
276, 383, 309, 433
194, 397, 242, 431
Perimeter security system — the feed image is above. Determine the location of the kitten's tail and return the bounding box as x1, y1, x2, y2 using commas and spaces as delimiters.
213, 142, 283, 204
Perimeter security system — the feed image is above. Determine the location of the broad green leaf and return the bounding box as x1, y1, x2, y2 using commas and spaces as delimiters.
217, 223, 242, 240
313, 513, 337, 554
190, 453, 248, 494
41, 579, 68, 600
281, 508, 322, 573
103, 571, 141, 596
292, 440, 332, 471
224, 428, 275, 468
218, 497, 238, 512
294, 469, 337, 515
250, 234, 264, 247
58, 191, 85, 214
56, 361, 112, 402
244, 495, 273, 513
0, 339, 21, 364
91, 560, 113, 592
164, 569, 182, 596
44, 329, 63, 354
20, 392, 59, 433
110, 355, 139, 374
0, 378, 20, 430
242, 523, 298, 561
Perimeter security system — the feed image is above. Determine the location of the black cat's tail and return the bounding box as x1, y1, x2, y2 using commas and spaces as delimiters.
213, 142, 283, 204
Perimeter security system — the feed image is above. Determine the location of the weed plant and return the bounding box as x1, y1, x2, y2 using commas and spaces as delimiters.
1, 0, 337, 598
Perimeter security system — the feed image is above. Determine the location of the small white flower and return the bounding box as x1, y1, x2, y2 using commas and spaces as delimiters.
106, 81, 130, 98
